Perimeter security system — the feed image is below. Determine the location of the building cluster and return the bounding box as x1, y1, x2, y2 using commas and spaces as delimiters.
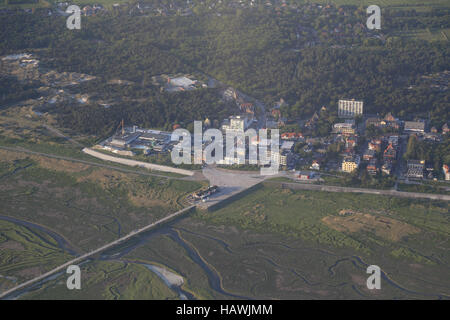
96, 125, 173, 157
218, 114, 294, 167
277, 98, 449, 183
94, 91, 449, 183
222, 87, 256, 116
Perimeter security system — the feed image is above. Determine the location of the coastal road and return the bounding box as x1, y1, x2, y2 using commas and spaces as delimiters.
267, 180, 450, 201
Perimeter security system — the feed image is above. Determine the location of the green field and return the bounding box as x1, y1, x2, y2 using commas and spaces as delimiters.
195, 184, 449, 259
182, 185, 450, 298
8, 183, 450, 299
0, 150, 203, 298
0, 153, 202, 252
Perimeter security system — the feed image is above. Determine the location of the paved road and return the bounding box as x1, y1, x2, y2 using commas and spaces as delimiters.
83, 148, 195, 176
0, 205, 195, 299
0, 145, 193, 181
267, 180, 450, 201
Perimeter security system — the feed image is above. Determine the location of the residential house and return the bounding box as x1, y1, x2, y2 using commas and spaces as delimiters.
367, 159, 378, 176
368, 138, 382, 152
82, 5, 94, 16
366, 117, 382, 128
345, 136, 358, 149
239, 102, 255, 115
383, 112, 400, 129
387, 136, 399, 147
384, 112, 396, 122
342, 155, 360, 173
381, 161, 392, 175
383, 143, 397, 161
281, 132, 303, 140
363, 149, 376, 161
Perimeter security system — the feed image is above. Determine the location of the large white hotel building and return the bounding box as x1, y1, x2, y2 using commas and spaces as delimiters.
338, 99, 364, 118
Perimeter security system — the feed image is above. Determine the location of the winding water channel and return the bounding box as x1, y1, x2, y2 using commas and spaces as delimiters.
0, 215, 447, 300
0, 215, 246, 299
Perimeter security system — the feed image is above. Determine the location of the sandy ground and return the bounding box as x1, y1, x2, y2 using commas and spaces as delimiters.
198, 164, 276, 208
145, 264, 184, 287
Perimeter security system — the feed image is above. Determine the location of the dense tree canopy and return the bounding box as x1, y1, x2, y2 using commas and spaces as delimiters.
0, 5, 448, 134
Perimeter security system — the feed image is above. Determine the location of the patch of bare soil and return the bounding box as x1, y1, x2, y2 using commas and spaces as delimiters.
322, 211, 420, 242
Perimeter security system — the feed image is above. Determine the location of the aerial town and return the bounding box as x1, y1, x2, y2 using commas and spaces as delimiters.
96, 92, 450, 187
1, 0, 449, 303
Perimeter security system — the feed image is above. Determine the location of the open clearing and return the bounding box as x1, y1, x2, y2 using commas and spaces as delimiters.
322, 210, 420, 242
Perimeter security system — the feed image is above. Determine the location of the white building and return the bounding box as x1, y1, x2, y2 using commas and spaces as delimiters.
222, 115, 251, 132
169, 76, 195, 88
266, 150, 291, 166
338, 99, 364, 118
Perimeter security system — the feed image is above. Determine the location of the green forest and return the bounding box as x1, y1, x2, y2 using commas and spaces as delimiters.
0, 3, 449, 135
